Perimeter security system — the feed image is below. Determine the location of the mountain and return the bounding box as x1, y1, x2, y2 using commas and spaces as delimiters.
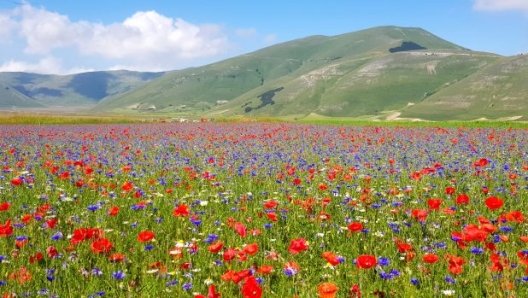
399, 54, 528, 120
94, 26, 485, 116
0, 70, 164, 109
2, 26, 525, 121
94, 26, 520, 120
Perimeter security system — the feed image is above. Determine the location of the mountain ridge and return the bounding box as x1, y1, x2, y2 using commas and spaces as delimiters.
2, 26, 526, 121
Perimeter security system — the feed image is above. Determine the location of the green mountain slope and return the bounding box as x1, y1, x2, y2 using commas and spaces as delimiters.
5, 25, 525, 121
400, 54, 528, 120
0, 82, 44, 108
94, 26, 470, 113
0, 71, 164, 108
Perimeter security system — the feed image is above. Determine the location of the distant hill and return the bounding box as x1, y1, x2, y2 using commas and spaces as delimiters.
399, 54, 528, 120
2, 26, 526, 121
0, 70, 164, 109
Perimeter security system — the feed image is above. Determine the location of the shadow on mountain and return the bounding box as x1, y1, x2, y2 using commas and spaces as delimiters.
389, 42, 426, 53
67, 72, 112, 100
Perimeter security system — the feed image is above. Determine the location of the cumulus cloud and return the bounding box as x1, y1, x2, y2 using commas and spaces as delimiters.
263, 34, 278, 44
235, 28, 257, 37
1, 3, 231, 72
473, 0, 528, 14
0, 56, 64, 74
0, 12, 17, 40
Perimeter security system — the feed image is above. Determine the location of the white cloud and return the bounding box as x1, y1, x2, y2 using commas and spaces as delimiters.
264, 34, 278, 44
236, 28, 257, 37
1, 3, 231, 72
473, 0, 528, 13
0, 57, 63, 74
79, 11, 228, 61
0, 12, 17, 40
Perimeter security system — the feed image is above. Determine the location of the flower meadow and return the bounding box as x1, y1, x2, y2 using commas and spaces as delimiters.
0, 122, 527, 297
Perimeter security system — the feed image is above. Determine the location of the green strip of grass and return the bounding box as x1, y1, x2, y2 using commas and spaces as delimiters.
0, 113, 144, 125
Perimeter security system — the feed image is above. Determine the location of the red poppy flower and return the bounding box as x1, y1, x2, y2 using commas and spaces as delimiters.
232, 270, 251, 284
58, 171, 70, 180
243, 243, 259, 256
109, 253, 126, 262
29, 252, 44, 264
173, 204, 190, 217
0, 219, 13, 237
348, 222, 363, 232
46, 246, 59, 259
9, 267, 32, 284
0, 202, 10, 211
263, 200, 278, 209
257, 265, 274, 274
208, 241, 224, 253
10, 177, 23, 186
456, 193, 470, 205
108, 206, 119, 216
234, 222, 247, 237
138, 230, 155, 242
121, 181, 134, 192
500, 211, 525, 223
241, 276, 262, 298
266, 212, 278, 222
423, 253, 439, 264
485, 196, 504, 210
478, 158, 488, 167
445, 187, 455, 195
91, 238, 113, 254
412, 209, 428, 222
317, 282, 339, 298
446, 254, 466, 275
427, 198, 442, 210
45, 218, 58, 229
397, 243, 413, 253
356, 254, 377, 269
288, 238, 309, 254
202, 284, 221, 298
223, 248, 237, 262
322, 251, 342, 266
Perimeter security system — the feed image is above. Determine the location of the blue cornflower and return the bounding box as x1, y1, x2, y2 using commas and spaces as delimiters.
470, 247, 484, 255
91, 268, 103, 276
434, 242, 447, 248
445, 275, 456, 284
379, 272, 392, 280
410, 278, 419, 285
284, 268, 297, 276
190, 218, 202, 226
15, 235, 28, 241
390, 269, 400, 277
500, 226, 514, 233
378, 257, 390, 267
182, 283, 193, 290
51, 231, 63, 241
145, 244, 154, 251
112, 270, 125, 280
166, 280, 178, 287
87, 204, 100, 212
204, 234, 219, 244
493, 234, 501, 243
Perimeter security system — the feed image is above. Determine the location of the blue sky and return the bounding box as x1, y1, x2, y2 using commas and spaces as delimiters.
0, 0, 527, 74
